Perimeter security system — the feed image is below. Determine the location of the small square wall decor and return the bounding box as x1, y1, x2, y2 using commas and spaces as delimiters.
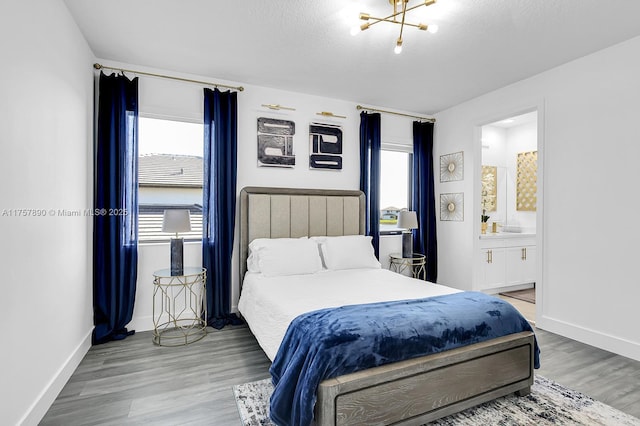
440, 151, 464, 182
440, 192, 464, 221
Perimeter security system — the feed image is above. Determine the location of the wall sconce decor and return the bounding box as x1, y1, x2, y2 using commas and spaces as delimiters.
440, 192, 464, 221
261, 103, 296, 111
440, 151, 464, 182
316, 111, 346, 119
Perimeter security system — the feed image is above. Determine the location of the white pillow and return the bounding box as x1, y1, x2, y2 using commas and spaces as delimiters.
247, 237, 323, 277
246, 237, 289, 272
312, 235, 381, 271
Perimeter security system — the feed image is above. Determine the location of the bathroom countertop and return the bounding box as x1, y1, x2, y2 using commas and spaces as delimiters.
479, 232, 536, 239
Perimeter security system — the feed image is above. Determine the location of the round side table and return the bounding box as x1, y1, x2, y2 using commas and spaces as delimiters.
389, 253, 427, 280
152, 267, 207, 346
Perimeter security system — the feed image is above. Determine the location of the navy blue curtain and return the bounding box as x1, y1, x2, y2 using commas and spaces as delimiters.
412, 121, 438, 282
203, 88, 242, 329
359, 112, 381, 258
93, 72, 139, 344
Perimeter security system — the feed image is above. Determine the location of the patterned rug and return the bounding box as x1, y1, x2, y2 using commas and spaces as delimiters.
233, 375, 640, 425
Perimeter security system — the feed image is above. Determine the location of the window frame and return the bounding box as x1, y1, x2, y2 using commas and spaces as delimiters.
137, 115, 205, 244
379, 143, 413, 236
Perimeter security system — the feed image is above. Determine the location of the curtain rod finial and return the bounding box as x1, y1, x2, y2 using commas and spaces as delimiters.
93, 63, 103, 70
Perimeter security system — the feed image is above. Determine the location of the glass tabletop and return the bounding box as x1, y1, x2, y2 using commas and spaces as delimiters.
153, 267, 206, 278
389, 253, 425, 260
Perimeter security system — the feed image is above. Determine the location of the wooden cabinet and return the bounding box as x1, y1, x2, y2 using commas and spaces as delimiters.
478, 236, 536, 291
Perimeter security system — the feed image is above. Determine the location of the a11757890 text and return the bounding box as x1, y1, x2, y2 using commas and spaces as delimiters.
1, 208, 129, 217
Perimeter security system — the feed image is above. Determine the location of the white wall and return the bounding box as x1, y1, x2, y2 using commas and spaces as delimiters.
0, 1, 95, 424
435, 36, 640, 361
108, 60, 414, 329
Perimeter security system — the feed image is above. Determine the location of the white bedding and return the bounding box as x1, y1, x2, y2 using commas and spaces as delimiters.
237, 268, 460, 361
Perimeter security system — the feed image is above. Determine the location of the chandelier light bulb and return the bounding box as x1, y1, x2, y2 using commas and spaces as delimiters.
350, 26, 360, 36
394, 39, 403, 54
427, 24, 439, 34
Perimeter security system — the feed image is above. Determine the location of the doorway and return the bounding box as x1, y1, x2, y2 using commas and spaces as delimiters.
479, 110, 540, 325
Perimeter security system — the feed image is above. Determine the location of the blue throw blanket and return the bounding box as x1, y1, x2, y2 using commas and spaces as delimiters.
269, 291, 539, 426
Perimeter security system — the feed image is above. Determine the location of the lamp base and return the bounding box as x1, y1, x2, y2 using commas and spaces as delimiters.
170, 238, 184, 276
401, 231, 413, 259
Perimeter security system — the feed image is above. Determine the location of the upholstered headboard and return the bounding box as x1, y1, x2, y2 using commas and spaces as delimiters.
239, 186, 366, 283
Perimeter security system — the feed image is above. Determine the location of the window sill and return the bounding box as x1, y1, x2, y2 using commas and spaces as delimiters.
139, 238, 203, 245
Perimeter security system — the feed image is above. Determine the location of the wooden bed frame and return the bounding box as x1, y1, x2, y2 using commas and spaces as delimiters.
239, 186, 535, 425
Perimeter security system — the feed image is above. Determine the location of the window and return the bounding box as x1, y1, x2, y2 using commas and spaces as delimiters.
138, 117, 203, 242
380, 148, 412, 234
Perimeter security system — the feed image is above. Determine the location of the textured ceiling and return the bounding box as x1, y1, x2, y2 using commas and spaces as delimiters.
63, 0, 640, 114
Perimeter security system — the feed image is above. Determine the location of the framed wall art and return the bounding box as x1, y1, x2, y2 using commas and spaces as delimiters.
257, 117, 295, 168
309, 122, 343, 170
517, 150, 537, 211
440, 192, 464, 221
440, 151, 464, 182
481, 165, 497, 212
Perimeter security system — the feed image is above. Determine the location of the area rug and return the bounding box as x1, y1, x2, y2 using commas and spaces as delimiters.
233, 375, 640, 425
500, 287, 535, 304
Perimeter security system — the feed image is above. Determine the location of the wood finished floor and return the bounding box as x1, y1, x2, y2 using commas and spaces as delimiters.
498, 294, 536, 325
41, 322, 640, 425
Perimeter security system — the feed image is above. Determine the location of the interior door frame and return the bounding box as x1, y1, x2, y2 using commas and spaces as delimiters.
472, 99, 545, 324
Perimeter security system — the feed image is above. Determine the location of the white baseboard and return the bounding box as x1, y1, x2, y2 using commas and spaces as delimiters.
20, 329, 92, 426
128, 315, 154, 333
129, 310, 242, 333
537, 314, 640, 362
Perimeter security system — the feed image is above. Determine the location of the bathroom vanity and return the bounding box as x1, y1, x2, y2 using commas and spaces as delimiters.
478, 233, 536, 291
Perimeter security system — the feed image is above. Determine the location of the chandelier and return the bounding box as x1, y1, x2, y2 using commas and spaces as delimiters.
356, 0, 438, 54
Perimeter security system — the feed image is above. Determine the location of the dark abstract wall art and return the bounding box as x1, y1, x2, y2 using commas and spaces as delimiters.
257, 117, 296, 168
309, 122, 343, 170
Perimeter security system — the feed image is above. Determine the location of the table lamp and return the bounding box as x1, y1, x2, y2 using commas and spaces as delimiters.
397, 210, 418, 258
162, 209, 191, 276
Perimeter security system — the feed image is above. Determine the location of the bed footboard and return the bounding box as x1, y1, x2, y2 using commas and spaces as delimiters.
316, 331, 535, 426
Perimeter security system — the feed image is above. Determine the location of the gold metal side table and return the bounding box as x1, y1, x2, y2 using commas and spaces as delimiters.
389, 253, 427, 280
152, 267, 207, 346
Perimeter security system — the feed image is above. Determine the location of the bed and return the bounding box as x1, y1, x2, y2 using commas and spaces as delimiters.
238, 186, 537, 426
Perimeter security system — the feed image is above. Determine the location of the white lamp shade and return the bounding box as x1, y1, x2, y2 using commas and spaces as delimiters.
398, 210, 419, 230
162, 209, 192, 233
